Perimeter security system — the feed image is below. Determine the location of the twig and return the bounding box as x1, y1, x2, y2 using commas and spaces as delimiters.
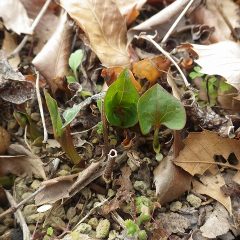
7, 0, 52, 59
24, 125, 31, 151
161, 0, 195, 44
71, 123, 98, 135
101, 99, 110, 154
0, 186, 45, 220
5, 190, 31, 240
103, 149, 118, 183
137, 34, 190, 88
35, 70, 48, 143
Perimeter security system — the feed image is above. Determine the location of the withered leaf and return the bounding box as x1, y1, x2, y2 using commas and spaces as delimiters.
193, 173, 232, 214
174, 131, 240, 178
0, 144, 46, 179
32, 13, 72, 93
60, 0, 130, 67
0, 51, 35, 104
0, 126, 10, 154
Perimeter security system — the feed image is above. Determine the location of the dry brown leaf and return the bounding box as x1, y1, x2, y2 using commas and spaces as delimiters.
1, 31, 20, 69
190, 0, 240, 42
193, 173, 232, 214
20, 0, 60, 53
189, 41, 240, 91
0, 51, 35, 104
60, 0, 130, 67
154, 154, 191, 204
0, 0, 32, 35
200, 203, 231, 238
0, 127, 10, 154
128, 0, 190, 40
132, 56, 170, 84
35, 175, 77, 205
174, 131, 240, 176
32, 13, 72, 93
0, 144, 46, 179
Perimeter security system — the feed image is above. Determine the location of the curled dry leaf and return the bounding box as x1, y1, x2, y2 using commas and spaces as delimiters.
0, 51, 35, 104
174, 131, 240, 181
154, 154, 191, 204
193, 173, 232, 214
188, 41, 240, 91
0, 0, 32, 35
0, 144, 46, 179
32, 13, 73, 93
0, 127, 10, 154
190, 0, 240, 42
60, 0, 130, 67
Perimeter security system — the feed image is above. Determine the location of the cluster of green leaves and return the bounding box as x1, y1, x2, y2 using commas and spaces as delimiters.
44, 91, 82, 165
104, 69, 186, 159
124, 196, 154, 240
67, 49, 84, 83
189, 66, 232, 106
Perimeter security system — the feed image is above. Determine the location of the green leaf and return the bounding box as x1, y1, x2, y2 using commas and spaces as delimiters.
138, 84, 186, 135
69, 49, 84, 74
47, 227, 54, 236
62, 104, 81, 128
138, 230, 148, 240
104, 69, 140, 128
44, 91, 64, 138
66, 76, 77, 83
124, 219, 139, 236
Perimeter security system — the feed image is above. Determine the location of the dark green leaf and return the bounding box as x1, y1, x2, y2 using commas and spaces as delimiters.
138, 84, 186, 135
104, 69, 140, 128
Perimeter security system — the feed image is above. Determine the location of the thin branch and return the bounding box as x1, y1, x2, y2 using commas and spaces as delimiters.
8, 0, 52, 59
35, 70, 48, 143
161, 0, 195, 44
103, 149, 118, 183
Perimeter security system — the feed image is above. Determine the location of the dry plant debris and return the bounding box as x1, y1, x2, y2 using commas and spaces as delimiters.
0, 0, 240, 239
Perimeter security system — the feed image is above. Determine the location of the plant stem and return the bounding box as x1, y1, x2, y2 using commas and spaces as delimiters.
153, 126, 163, 161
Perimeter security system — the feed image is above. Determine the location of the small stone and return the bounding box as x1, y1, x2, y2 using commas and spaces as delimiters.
69, 215, 79, 225
107, 189, 115, 198
108, 230, 119, 240
0, 225, 7, 234
170, 201, 183, 212
60, 164, 71, 172
88, 217, 99, 230
186, 194, 202, 208
31, 113, 41, 122
23, 204, 37, 217
57, 169, 70, 177
96, 219, 110, 239
21, 192, 34, 204
26, 213, 45, 224
30, 180, 41, 190
3, 217, 14, 227
133, 181, 148, 194
51, 216, 66, 229
92, 138, 99, 144
66, 207, 76, 220
127, 158, 139, 172
51, 206, 65, 219
75, 223, 92, 234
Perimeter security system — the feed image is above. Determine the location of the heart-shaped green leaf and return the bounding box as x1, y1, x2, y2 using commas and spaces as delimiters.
138, 84, 186, 135
104, 69, 140, 128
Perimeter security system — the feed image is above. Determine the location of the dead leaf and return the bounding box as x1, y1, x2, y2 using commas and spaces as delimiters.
20, 0, 60, 53
0, 0, 32, 35
115, 0, 147, 25
132, 56, 170, 84
174, 131, 240, 177
1, 31, 20, 68
200, 203, 231, 238
0, 51, 35, 104
0, 127, 10, 154
0, 144, 46, 179
190, 0, 240, 42
154, 154, 192, 204
60, 0, 130, 67
35, 175, 77, 205
193, 173, 232, 214
189, 41, 240, 91
32, 13, 72, 93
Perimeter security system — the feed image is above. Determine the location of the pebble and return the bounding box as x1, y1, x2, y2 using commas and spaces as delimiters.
170, 201, 183, 212
133, 181, 148, 194
30, 180, 41, 190
26, 213, 45, 224
66, 207, 76, 220
75, 223, 92, 234
186, 194, 202, 208
88, 217, 99, 230
96, 219, 110, 239
23, 204, 37, 217
31, 113, 41, 122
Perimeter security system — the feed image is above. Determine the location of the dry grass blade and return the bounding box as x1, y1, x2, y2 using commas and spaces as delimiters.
32, 12, 73, 93
60, 0, 130, 67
